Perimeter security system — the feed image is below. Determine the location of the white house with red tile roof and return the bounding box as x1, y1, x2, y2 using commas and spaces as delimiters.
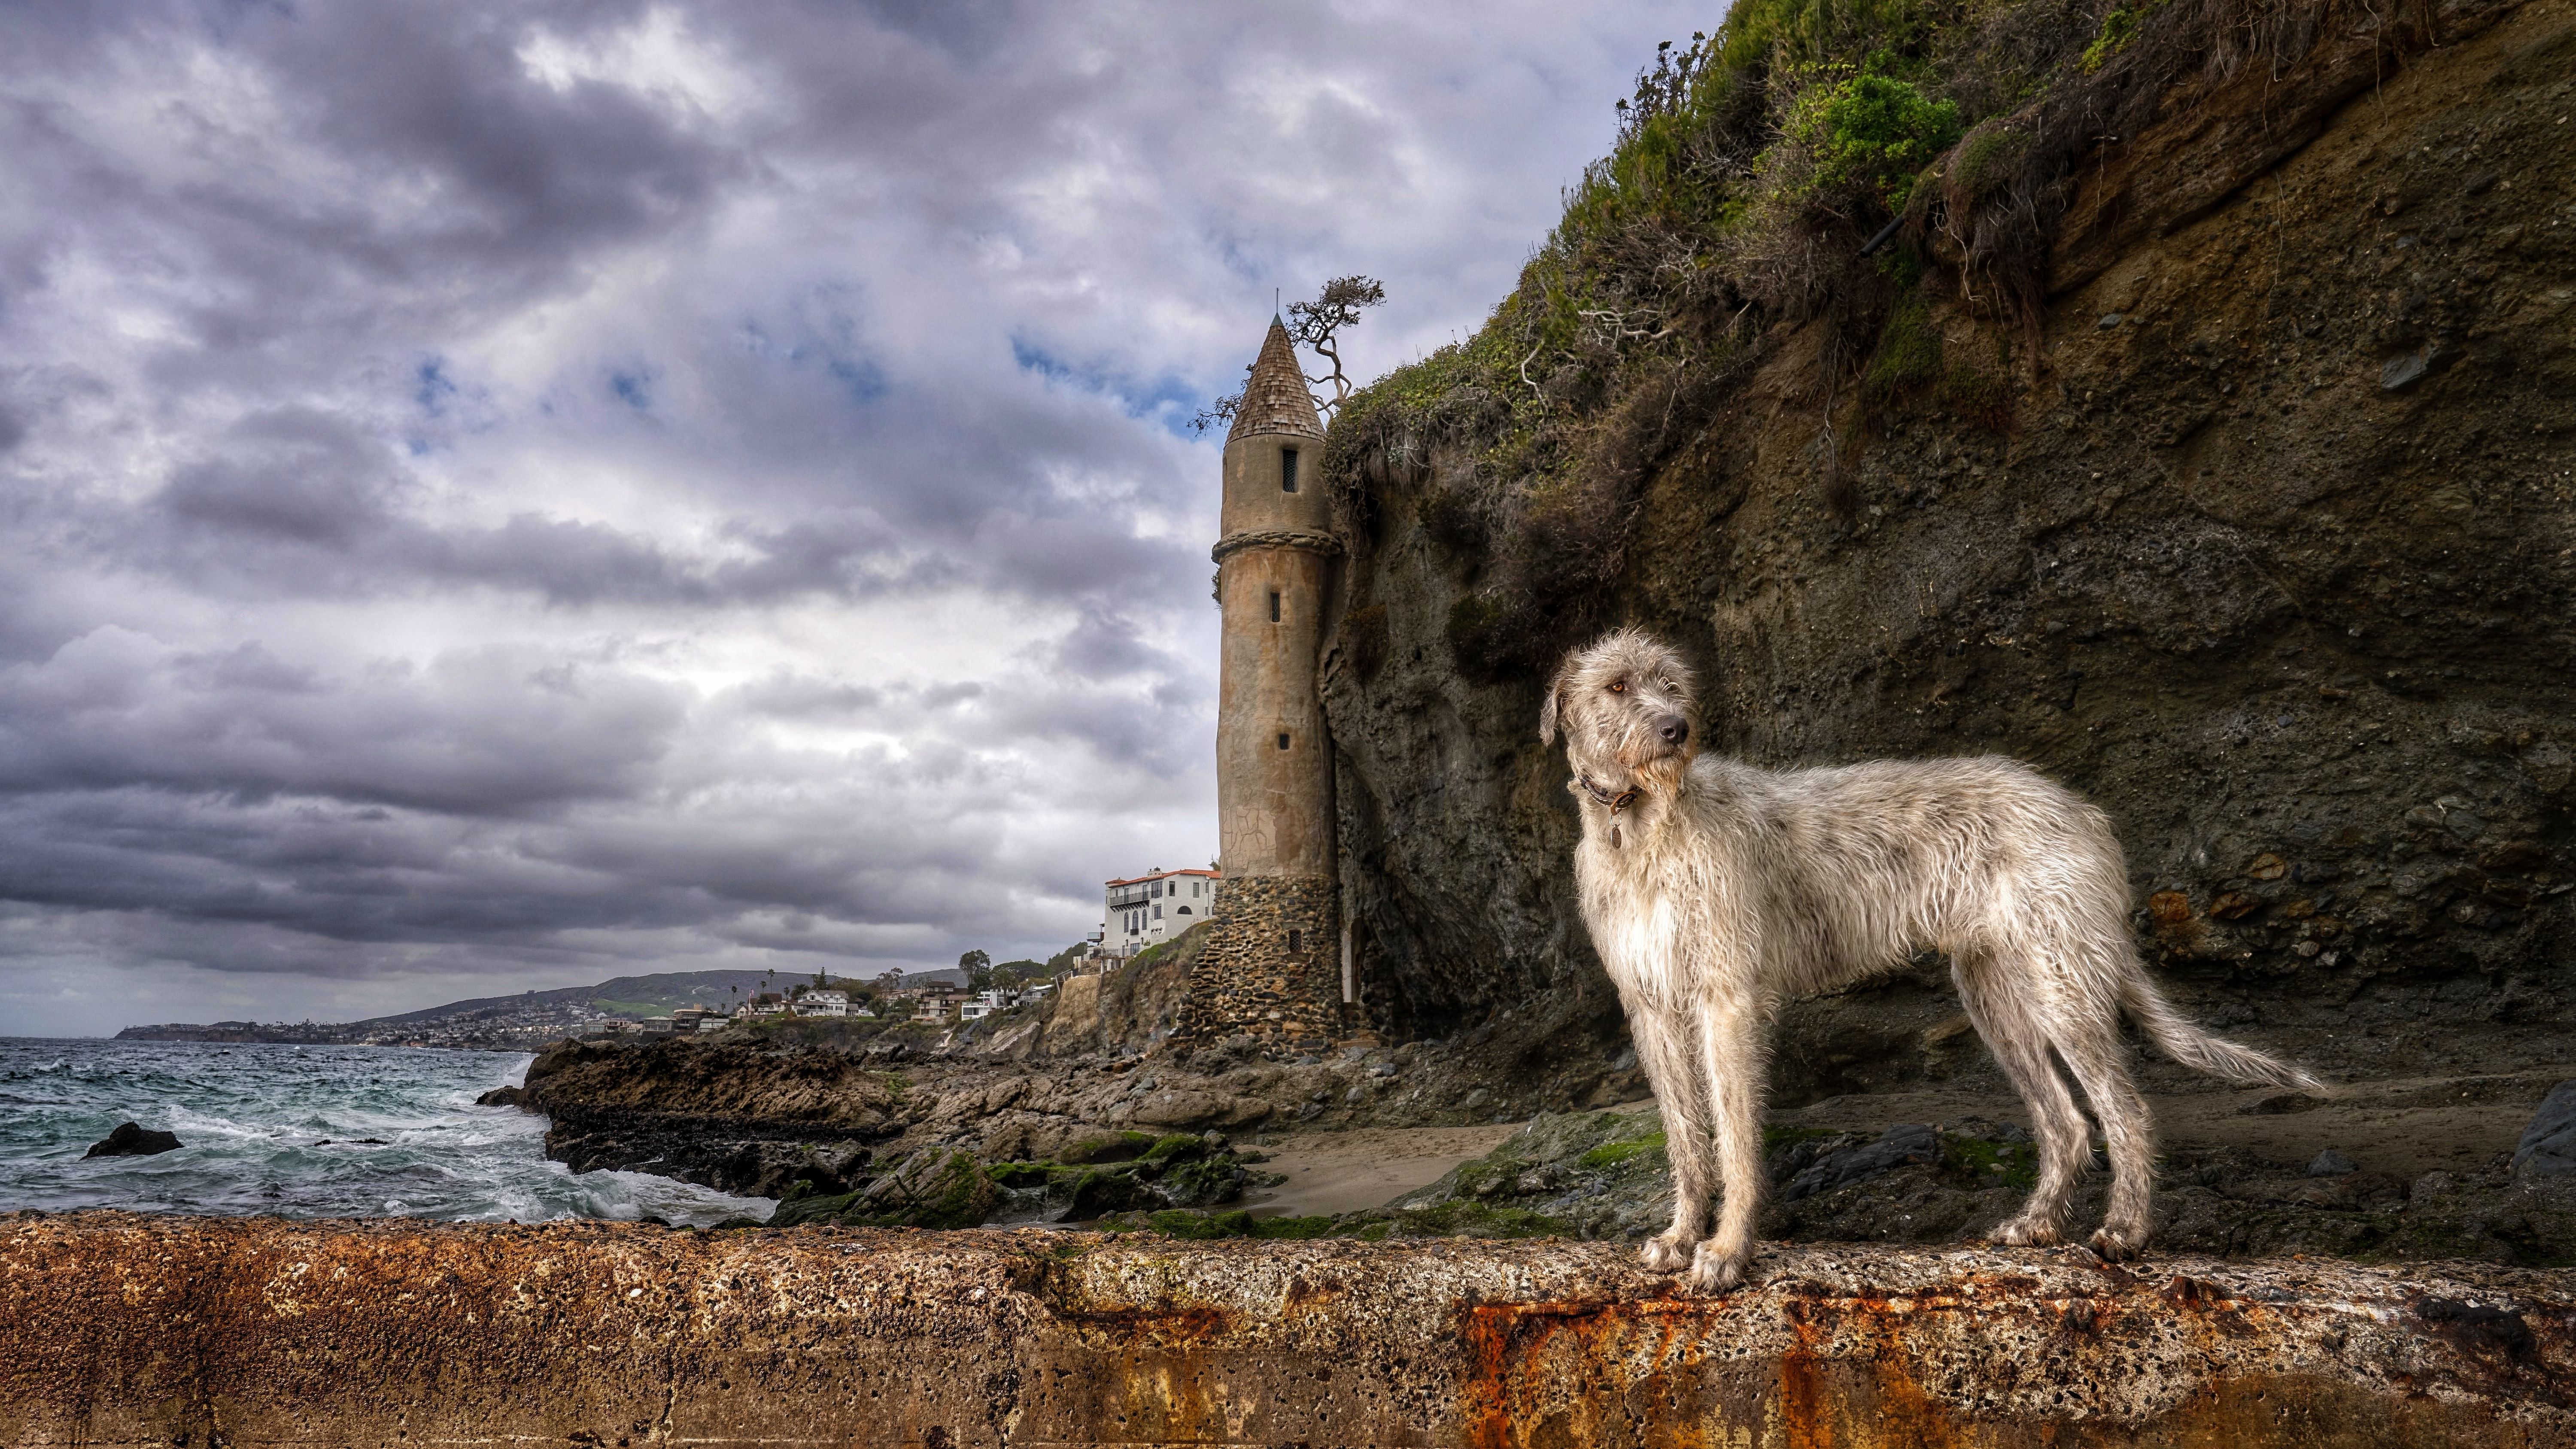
1102, 866, 1218, 957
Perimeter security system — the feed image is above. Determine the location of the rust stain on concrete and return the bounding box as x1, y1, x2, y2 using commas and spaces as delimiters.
3, 1212, 2571, 1447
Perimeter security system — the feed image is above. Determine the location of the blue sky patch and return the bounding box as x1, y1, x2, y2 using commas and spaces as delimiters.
609, 368, 655, 412
1012, 336, 1213, 439
415, 357, 458, 417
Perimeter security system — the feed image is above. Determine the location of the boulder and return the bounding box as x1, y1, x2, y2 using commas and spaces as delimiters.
82, 1123, 181, 1158
1780, 1124, 1941, 1203
2514, 1081, 2576, 1178
856, 1148, 997, 1229
1132, 1089, 1273, 1130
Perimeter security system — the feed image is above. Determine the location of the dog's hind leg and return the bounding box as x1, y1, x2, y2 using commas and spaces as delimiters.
1689, 993, 1768, 1293
2053, 1015, 2158, 1260
1956, 952, 2092, 1248
1628, 1002, 1715, 1272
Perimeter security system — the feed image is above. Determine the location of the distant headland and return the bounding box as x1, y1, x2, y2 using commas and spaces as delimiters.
114, 967, 964, 1051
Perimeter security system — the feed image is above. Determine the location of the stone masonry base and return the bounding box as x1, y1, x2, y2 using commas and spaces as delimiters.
1179, 874, 1340, 1049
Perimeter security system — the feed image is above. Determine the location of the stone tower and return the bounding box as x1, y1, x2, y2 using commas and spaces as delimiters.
1191, 318, 1342, 1048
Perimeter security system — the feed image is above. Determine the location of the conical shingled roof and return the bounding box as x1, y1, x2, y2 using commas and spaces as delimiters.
1227, 317, 1324, 442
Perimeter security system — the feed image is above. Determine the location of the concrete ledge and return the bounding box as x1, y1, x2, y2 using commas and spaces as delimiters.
4, 1212, 2571, 1447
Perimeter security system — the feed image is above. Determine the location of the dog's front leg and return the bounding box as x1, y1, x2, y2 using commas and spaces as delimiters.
1689, 993, 1768, 1293
1626, 1002, 1713, 1271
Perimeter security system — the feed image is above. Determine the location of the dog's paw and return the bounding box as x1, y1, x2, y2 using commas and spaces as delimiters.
1686, 1242, 1747, 1294
1640, 1232, 1695, 1272
2088, 1225, 2146, 1262
1993, 1217, 2062, 1248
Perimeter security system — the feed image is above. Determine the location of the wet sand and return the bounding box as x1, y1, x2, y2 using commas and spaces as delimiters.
1772, 1071, 2559, 1177
1230, 1071, 2555, 1220
1236, 1121, 1526, 1217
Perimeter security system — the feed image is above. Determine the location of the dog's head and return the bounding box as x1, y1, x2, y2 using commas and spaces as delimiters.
1539, 628, 1698, 793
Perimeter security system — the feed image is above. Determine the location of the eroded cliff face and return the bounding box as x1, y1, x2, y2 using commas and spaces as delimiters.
5, 1212, 2570, 1448
1320, 0, 2576, 1097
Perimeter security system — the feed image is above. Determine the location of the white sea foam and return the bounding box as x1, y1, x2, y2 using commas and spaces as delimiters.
0, 1037, 772, 1227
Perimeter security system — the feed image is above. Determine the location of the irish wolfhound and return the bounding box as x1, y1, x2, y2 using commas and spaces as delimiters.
1541, 627, 2321, 1291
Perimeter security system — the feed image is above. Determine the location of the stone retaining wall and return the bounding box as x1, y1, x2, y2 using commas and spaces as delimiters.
5, 1213, 2572, 1448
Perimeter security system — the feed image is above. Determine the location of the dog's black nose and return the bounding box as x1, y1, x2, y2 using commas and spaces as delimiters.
1657, 715, 1689, 746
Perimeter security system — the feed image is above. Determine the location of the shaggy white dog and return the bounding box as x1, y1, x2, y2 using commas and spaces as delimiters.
1541, 627, 2321, 1291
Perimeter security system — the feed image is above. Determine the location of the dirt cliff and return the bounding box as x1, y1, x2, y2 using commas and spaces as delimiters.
6, 1212, 2571, 1447
1314, 0, 2576, 1103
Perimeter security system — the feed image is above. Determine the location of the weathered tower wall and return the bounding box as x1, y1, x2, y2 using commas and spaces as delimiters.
1191, 320, 1342, 1048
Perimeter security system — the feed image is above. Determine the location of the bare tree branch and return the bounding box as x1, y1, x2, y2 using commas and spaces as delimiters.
1189, 364, 1251, 435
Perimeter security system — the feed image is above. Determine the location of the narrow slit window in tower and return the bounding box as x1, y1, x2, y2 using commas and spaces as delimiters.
1277, 732, 1290, 750
1280, 448, 1299, 493
1288, 929, 1301, 953
1269, 589, 1281, 623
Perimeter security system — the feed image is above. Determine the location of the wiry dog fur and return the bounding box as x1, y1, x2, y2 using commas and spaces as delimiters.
1542, 628, 2323, 1291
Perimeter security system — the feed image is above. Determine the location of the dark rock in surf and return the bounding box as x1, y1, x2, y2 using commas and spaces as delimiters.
83, 1122, 182, 1158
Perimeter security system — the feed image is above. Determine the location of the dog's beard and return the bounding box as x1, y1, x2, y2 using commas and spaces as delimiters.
1634, 751, 1689, 795
1606, 716, 1692, 797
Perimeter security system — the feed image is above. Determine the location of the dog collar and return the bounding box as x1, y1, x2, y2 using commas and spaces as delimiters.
1576, 775, 1639, 815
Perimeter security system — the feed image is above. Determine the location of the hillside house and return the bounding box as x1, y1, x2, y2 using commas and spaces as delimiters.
795, 990, 851, 1018
1103, 866, 1218, 957
957, 988, 1021, 1023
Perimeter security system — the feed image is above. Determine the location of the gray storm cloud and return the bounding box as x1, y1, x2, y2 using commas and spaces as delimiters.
0, 0, 1689, 1035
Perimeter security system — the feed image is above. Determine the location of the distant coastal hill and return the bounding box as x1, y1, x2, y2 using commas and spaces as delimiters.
115, 967, 962, 1049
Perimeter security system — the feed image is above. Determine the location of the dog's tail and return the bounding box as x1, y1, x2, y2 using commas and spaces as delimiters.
2122, 975, 2328, 1094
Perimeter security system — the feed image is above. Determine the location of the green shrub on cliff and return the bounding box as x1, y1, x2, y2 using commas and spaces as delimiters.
2081, 0, 2170, 72
1775, 71, 1960, 211
1862, 291, 1941, 400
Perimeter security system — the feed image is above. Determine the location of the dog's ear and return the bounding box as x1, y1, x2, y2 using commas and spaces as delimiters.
1538, 659, 1572, 745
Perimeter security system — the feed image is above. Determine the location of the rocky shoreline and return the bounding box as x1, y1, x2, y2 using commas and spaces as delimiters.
498, 1008, 2576, 1264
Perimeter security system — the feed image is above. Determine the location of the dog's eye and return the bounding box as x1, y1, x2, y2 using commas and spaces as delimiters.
1607, 681, 1626, 694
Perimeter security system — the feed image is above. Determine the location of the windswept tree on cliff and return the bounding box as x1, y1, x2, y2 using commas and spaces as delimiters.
958, 949, 993, 992
1288, 274, 1385, 410
1192, 275, 1385, 432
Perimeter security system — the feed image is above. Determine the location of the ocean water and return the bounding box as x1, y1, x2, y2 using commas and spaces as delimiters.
0, 1038, 773, 1227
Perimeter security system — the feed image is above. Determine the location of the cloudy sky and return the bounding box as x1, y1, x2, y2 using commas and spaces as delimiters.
0, 0, 1693, 1037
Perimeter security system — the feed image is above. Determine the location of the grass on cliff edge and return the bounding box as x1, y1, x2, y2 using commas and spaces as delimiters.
1324, 0, 2388, 679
